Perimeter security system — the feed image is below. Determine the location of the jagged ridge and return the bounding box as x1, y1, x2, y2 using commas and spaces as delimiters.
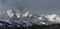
0, 10, 60, 27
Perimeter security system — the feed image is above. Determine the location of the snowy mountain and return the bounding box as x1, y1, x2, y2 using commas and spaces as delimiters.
0, 10, 60, 27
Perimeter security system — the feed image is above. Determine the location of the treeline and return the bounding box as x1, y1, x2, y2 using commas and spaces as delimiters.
0, 24, 60, 29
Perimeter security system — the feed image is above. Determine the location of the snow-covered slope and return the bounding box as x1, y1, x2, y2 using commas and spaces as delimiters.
0, 10, 60, 27
38, 14, 60, 25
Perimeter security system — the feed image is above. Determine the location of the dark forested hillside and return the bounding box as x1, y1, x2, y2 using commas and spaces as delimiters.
0, 24, 60, 29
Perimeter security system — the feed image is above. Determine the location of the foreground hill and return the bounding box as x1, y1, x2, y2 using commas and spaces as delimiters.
0, 24, 60, 29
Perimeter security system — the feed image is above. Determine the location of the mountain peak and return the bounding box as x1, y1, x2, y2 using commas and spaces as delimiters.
6, 9, 14, 18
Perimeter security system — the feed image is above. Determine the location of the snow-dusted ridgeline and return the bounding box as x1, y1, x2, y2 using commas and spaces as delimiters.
0, 10, 60, 27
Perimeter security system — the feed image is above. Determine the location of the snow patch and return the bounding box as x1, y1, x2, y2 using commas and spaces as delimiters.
6, 9, 14, 18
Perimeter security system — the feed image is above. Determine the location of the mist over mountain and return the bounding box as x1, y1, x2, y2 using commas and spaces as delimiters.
0, 0, 60, 15
0, 0, 60, 28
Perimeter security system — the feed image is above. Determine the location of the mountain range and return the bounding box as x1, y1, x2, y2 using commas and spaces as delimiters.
0, 10, 60, 27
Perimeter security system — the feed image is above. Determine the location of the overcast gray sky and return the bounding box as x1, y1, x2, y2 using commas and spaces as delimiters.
0, 0, 60, 15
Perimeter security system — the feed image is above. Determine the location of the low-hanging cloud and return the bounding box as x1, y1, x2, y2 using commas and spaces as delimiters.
0, 0, 60, 15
